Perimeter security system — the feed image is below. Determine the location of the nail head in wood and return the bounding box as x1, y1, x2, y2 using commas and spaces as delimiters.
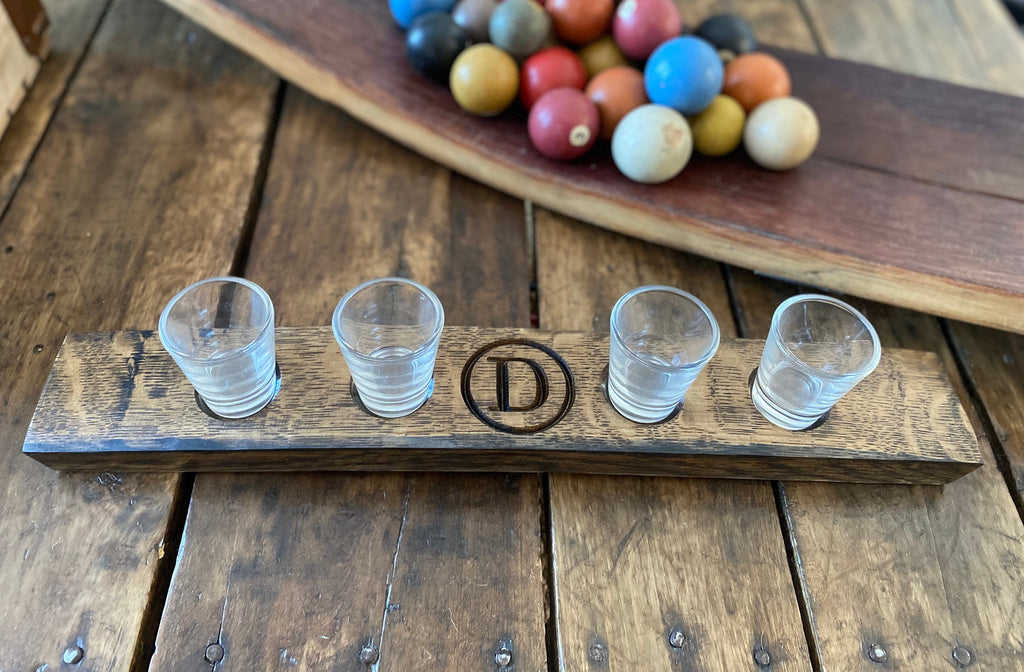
868, 644, 887, 663
952, 646, 972, 666
204, 643, 224, 663
589, 644, 607, 662
668, 629, 686, 649
495, 648, 512, 666
754, 648, 771, 666
359, 645, 379, 664
62, 645, 84, 665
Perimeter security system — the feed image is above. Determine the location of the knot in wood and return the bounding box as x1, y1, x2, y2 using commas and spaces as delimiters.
359, 645, 379, 665
754, 648, 771, 667
494, 648, 512, 666
62, 645, 84, 665
204, 643, 224, 663
868, 644, 887, 663
952, 646, 972, 666
668, 629, 686, 649
589, 644, 607, 662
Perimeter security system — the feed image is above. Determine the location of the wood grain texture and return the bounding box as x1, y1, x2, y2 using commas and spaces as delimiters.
0, 0, 109, 214
723, 3, 1024, 669
148, 88, 547, 672
25, 326, 982, 484
0, 0, 278, 669
949, 322, 1024, 505
153, 0, 1024, 333
809, 0, 1024, 517
730, 270, 1024, 670
534, 209, 814, 671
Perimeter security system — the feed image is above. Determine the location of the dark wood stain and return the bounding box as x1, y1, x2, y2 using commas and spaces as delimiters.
155, 0, 1024, 332
24, 327, 982, 485
0, 0, 279, 669
146, 88, 547, 672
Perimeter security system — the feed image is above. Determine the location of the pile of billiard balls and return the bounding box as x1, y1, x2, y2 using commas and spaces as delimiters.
393, 0, 820, 184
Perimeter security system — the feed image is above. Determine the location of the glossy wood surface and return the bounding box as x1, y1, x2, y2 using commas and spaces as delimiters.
157, 0, 1024, 333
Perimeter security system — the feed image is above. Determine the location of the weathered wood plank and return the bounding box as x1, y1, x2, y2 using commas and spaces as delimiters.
149, 89, 546, 672
0, 0, 109, 214
730, 271, 1024, 669
25, 327, 982, 485
948, 324, 1024, 501
725, 2, 1024, 668
535, 210, 814, 671
0, 0, 278, 669
801, 0, 1024, 96
152, 0, 1024, 334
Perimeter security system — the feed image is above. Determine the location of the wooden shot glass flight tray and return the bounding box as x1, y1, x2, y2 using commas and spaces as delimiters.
22, 326, 982, 485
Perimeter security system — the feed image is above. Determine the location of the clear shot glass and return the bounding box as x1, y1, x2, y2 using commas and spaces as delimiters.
751, 294, 882, 430
332, 278, 445, 418
607, 286, 721, 423
159, 277, 278, 419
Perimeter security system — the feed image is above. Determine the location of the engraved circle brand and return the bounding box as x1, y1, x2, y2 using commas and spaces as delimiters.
461, 338, 575, 434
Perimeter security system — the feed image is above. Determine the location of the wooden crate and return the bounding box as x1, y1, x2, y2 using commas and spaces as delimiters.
0, 0, 48, 141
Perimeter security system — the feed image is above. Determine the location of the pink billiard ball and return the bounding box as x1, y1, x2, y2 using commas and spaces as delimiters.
528, 87, 600, 161
612, 0, 681, 60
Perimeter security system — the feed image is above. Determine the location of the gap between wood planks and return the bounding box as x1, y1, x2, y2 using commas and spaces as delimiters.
127, 78, 288, 672
58, 6, 1023, 671
942, 319, 1024, 525
789, 0, 1024, 529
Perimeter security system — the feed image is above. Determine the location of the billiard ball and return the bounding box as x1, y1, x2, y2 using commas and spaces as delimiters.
546, 0, 614, 45
723, 52, 791, 112
584, 65, 647, 140
520, 46, 588, 110
577, 35, 629, 78
389, 0, 457, 29
450, 44, 520, 116
406, 13, 470, 83
743, 96, 819, 170
644, 36, 722, 116
452, 0, 499, 43
612, 0, 681, 60
528, 88, 600, 160
696, 14, 757, 56
689, 94, 745, 156
489, 0, 551, 59
611, 104, 693, 183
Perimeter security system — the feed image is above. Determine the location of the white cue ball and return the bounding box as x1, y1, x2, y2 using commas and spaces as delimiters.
611, 104, 693, 184
743, 96, 820, 171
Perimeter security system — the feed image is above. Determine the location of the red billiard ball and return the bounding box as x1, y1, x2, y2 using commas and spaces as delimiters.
528, 87, 600, 160
520, 46, 587, 110
612, 0, 681, 60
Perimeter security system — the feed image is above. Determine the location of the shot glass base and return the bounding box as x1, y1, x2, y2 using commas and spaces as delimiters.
750, 374, 826, 431
197, 366, 281, 420
605, 373, 682, 424
352, 378, 435, 419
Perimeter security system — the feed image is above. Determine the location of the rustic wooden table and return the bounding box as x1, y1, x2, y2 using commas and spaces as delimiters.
1, 1, 1023, 671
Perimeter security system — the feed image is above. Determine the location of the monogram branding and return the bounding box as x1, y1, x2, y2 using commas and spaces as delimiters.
461, 339, 575, 434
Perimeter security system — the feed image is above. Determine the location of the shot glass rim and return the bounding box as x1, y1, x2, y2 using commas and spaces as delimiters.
331, 277, 445, 362
610, 285, 721, 372
771, 293, 882, 381
158, 276, 275, 364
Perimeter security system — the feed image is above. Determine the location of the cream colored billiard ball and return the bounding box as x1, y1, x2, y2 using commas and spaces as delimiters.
743, 96, 819, 171
611, 104, 693, 184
